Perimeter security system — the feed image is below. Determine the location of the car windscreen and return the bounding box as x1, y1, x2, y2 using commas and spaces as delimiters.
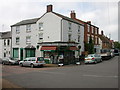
37, 57, 44, 61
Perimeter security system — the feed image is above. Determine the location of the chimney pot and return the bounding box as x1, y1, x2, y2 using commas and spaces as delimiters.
70, 10, 76, 19
101, 30, 104, 35
87, 21, 91, 24
47, 5, 53, 12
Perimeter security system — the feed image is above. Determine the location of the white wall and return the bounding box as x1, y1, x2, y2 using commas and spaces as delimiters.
62, 19, 84, 54
37, 12, 62, 42
0, 39, 2, 58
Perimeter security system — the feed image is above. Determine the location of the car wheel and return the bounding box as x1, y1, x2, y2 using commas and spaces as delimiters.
94, 61, 97, 64
2, 62, 5, 65
20, 63, 23, 67
30, 64, 34, 68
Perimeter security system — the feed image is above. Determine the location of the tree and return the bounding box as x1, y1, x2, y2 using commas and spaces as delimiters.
114, 41, 120, 49
88, 36, 94, 54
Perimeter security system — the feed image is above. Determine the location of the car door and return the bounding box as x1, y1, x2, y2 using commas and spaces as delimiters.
22, 59, 27, 66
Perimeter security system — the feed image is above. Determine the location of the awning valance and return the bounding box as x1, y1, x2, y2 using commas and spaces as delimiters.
41, 46, 57, 51
69, 46, 79, 51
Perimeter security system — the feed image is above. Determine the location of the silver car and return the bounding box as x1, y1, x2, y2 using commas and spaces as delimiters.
2, 57, 20, 65
84, 54, 102, 64
19, 57, 45, 68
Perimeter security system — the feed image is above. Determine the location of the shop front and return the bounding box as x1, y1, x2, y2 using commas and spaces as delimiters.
39, 42, 79, 64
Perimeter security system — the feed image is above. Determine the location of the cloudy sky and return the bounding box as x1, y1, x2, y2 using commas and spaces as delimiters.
0, 0, 119, 41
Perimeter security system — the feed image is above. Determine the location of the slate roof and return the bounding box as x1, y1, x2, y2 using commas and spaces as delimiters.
11, 18, 40, 27
0, 31, 11, 39
99, 34, 110, 43
11, 12, 84, 27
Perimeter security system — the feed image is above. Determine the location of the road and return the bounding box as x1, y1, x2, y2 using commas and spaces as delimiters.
2, 56, 119, 88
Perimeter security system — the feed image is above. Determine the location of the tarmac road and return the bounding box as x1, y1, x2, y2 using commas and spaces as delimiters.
2, 56, 119, 88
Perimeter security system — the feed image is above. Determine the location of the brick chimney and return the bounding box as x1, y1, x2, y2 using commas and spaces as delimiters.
87, 21, 91, 24
70, 10, 76, 19
101, 30, 104, 35
47, 5, 53, 12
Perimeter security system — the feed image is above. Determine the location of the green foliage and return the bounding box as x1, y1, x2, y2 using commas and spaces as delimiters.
114, 42, 120, 49
88, 36, 94, 54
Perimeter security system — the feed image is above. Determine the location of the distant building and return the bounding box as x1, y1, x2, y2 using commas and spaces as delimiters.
99, 31, 113, 49
0, 31, 11, 58
11, 5, 84, 64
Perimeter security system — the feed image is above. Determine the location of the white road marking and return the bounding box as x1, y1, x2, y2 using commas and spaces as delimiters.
83, 74, 118, 78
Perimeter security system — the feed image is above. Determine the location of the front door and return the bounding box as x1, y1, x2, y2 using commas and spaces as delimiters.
20, 48, 23, 60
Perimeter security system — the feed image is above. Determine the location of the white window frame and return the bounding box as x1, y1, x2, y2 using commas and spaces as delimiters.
68, 22, 72, 32
16, 26, 20, 34
26, 24, 31, 32
68, 34, 72, 42
39, 23, 43, 30
38, 33, 43, 42
16, 37, 20, 45
78, 25, 80, 32
26, 36, 31, 44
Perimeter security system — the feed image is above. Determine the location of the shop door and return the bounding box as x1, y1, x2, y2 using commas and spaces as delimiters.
20, 48, 23, 60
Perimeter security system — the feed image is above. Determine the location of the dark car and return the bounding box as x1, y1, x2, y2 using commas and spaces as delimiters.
2, 57, 20, 65
114, 49, 120, 56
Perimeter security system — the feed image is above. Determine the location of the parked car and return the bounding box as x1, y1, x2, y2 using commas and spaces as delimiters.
2, 57, 20, 65
114, 49, 120, 56
19, 57, 45, 68
100, 49, 111, 60
84, 54, 102, 64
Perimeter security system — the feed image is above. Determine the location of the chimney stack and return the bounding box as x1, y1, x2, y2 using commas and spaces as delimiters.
101, 30, 104, 35
87, 21, 91, 24
47, 5, 53, 12
70, 10, 76, 19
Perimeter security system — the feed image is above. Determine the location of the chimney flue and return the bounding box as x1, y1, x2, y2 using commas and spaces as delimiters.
101, 30, 104, 35
70, 10, 76, 19
47, 5, 53, 12
87, 21, 91, 24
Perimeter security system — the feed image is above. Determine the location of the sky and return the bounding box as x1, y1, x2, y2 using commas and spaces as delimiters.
0, 0, 119, 41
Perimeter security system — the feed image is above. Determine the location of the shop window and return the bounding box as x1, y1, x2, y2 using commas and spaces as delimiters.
13, 48, 19, 58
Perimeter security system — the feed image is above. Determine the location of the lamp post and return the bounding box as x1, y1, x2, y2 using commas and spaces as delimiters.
78, 45, 81, 62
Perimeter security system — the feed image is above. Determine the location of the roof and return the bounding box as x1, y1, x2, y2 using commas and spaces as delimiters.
11, 12, 84, 27
11, 18, 40, 27
99, 34, 111, 43
53, 12, 84, 26
0, 31, 11, 39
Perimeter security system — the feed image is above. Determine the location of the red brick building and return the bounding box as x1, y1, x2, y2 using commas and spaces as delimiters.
70, 11, 100, 54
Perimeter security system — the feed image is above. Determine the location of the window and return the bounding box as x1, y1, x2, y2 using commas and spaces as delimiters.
4, 40, 6, 46
26, 36, 31, 44
78, 25, 80, 32
92, 27, 94, 33
16, 37, 20, 45
87, 25, 90, 32
38, 33, 43, 42
68, 22, 72, 31
39, 23, 43, 30
78, 35, 80, 42
13, 48, 19, 58
68, 34, 72, 42
16, 26, 20, 34
4, 53, 6, 57
26, 25, 31, 32
7, 39, 10, 46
